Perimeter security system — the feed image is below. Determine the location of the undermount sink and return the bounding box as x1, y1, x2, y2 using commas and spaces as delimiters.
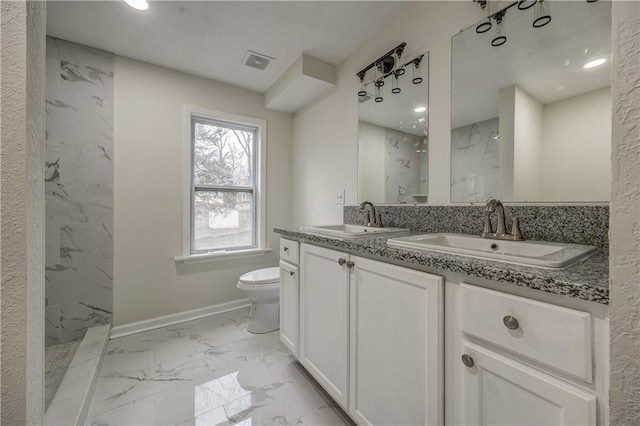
387, 233, 596, 269
299, 224, 410, 239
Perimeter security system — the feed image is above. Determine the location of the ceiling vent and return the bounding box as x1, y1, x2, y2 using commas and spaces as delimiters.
242, 50, 275, 71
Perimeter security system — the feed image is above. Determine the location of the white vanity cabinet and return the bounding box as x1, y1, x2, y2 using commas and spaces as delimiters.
299, 243, 351, 408
461, 341, 596, 425
349, 256, 443, 426
279, 239, 300, 356
456, 284, 598, 426
298, 242, 444, 423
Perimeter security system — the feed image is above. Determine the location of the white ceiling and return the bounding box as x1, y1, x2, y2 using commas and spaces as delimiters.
451, 0, 612, 129
46, 0, 411, 94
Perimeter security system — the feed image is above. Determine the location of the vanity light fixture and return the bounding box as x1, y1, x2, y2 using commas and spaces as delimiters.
474, 0, 492, 33
357, 74, 367, 97
533, 0, 551, 28
583, 58, 607, 69
356, 43, 425, 103
391, 72, 402, 94
491, 10, 507, 47
125, 0, 149, 10
412, 57, 423, 84
374, 85, 383, 103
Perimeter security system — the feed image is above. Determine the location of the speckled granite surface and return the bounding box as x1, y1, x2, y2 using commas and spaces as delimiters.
344, 205, 610, 249
274, 227, 609, 305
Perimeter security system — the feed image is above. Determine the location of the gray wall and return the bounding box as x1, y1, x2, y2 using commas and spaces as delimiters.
45, 37, 114, 345
610, 0, 640, 422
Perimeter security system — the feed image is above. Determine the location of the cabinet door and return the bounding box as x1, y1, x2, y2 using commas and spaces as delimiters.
279, 260, 299, 357
349, 256, 443, 426
462, 342, 596, 426
299, 243, 349, 408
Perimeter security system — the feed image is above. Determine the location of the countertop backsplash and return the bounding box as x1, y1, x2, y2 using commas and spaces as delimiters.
344, 205, 609, 250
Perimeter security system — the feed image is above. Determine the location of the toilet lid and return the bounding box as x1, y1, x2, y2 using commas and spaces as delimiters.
239, 267, 280, 285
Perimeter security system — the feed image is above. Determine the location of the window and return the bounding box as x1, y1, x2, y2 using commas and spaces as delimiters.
186, 108, 266, 255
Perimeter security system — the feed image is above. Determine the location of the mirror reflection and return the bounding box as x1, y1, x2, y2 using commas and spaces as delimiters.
451, 0, 611, 203
358, 52, 429, 204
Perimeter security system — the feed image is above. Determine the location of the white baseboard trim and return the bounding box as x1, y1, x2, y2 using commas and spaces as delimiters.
110, 298, 251, 339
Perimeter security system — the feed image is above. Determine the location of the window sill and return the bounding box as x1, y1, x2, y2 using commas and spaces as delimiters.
175, 248, 273, 265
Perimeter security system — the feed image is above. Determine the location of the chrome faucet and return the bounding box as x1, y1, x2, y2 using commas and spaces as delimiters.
359, 201, 383, 227
479, 199, 533, 241
484, 199, 507, 238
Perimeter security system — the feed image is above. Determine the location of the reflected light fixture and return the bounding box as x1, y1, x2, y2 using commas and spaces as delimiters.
517, 0, 536, 10
583, 58, 607, 69
125, 0, 149, 10
414, 106, 426, 113
533, 0, 551, 28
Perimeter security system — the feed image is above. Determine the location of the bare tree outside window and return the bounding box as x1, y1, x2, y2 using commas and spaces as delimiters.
191, 117, 257, 252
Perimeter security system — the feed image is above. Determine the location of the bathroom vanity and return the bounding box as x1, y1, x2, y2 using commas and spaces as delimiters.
275, 228, 609, 426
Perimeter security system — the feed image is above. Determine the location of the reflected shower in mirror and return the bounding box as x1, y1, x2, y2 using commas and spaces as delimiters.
451, 0, 611, 203
358, 51, 429, 204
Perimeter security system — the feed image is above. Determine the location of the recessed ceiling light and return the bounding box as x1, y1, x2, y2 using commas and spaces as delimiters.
125, 0, 149, 11
583, 58, 606, 69
414, 106, 426, 113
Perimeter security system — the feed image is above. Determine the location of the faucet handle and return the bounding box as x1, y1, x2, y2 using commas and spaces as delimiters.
511, 215, 534, 241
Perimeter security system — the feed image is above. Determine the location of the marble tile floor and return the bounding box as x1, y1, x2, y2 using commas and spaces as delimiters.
45, 340, 82, 409
86, 308, 353, 425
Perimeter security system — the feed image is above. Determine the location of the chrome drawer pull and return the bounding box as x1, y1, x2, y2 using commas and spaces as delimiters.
283, 246, 289, 252
338, 258, 347, 266
289, 271, 295, 276
347, 261, 355, 269
461, 354, 475, 368
503, 315, 520, 330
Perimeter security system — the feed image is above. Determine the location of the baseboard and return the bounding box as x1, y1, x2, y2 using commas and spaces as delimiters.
110, 298, 251, 339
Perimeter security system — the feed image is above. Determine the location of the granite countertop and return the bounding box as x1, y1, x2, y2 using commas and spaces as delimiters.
274, 227, 609, 305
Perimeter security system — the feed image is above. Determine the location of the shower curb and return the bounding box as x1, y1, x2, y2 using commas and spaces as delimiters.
44, 324, 111, 426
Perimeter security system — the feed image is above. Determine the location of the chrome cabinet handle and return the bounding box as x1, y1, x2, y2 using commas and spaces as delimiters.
283, 246, 289, 252
503, 315, 520, 330
289, 271, 295, 276
346, 261, 355, 269
461, 354, 475, 368
338, 258, 347, 266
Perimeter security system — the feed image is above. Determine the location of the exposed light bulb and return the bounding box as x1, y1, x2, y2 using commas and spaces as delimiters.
125, 0, 149, 10
414, 106, 426, 113
583, 58, 606, 69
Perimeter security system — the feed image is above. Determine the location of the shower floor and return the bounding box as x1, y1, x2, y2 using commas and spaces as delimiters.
45, 340, 81, 409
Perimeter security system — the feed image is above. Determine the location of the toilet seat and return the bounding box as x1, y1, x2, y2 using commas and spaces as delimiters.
238, 267, 280, 285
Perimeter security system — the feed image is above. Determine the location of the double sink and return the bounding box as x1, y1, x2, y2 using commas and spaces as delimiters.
299, 224, 595, 269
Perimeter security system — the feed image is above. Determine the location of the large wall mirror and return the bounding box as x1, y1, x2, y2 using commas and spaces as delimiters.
451, 0, 611, 203
358, 52, 429, 204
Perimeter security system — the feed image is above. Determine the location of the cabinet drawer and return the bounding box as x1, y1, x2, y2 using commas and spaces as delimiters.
460, 284, 592, 382
280, 239, 299, 265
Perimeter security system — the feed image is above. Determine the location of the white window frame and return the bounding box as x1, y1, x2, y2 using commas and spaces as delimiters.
176, 105, 268, 263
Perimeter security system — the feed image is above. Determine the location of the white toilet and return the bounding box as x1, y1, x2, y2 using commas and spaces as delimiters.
236, 267, 280, 334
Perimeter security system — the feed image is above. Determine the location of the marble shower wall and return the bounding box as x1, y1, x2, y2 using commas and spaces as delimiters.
450, 117, 500, 203
45, 37, 114, 346
385, 128, 428, 203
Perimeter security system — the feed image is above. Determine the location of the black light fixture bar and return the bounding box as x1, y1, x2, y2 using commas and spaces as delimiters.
356, 42, 406, 81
